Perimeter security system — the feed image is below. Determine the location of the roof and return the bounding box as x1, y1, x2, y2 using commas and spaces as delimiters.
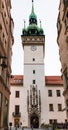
10, 75, 64, 86
10, 75, 23, 85
45, 76, 64, 85
22, 0, 44, 36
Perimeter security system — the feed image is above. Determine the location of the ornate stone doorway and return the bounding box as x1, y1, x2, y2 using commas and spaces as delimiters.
30, 113, 39, 128
27, 85, 41, 128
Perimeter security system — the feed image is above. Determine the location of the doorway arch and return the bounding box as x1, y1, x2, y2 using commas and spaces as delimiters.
30, 113, 39, 128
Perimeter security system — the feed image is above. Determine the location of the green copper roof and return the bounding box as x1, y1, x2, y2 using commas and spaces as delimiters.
22, 0, 44, 36
27, 24, 39, 30
29, 1, 37, 20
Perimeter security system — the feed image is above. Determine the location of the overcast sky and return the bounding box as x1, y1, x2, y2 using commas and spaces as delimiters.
11, 0, 61, 76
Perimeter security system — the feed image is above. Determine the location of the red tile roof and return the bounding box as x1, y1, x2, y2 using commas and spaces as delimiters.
45, 76, 64, 85
10, 75, 64, 86
10, 75, 23, 85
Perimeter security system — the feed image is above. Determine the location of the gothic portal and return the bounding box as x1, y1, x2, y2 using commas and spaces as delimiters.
27, 85, 41, 128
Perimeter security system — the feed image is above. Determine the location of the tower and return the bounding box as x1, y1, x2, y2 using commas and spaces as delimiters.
21, 0, 46, 128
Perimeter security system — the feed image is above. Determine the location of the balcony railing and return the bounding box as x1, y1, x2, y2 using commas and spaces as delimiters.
12, 112, 21, 117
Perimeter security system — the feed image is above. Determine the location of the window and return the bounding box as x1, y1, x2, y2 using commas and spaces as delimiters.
49, 119, 53, 124
49, 104, 54, 111
58, 104, 62, 111
15, 105, 19, 114
33, 70, 35, 74
65, 119, 67, 123
0, 24, 2, 30
33, 58, 35, 61
56, 90, 60, 97
33, 80, 35, 84
54, 119, 57, 123
48, 90, 52, 97
49, 119, 57, 124
15, 91, 19, 98
2, 3, 4, 9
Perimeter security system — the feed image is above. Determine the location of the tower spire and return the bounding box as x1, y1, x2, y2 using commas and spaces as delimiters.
22, 0, 44, 36
32, 0, 34, 13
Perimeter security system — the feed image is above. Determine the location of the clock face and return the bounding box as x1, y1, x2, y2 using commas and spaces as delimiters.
31, 45, 37, 51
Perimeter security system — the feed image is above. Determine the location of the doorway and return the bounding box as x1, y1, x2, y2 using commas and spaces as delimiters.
30, 113, 39, 128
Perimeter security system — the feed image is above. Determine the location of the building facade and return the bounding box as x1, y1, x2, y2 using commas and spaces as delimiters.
57, 0, 68, 120
9, 75, 67, 127
0, 0, 14, 128
9, 0, 67, 127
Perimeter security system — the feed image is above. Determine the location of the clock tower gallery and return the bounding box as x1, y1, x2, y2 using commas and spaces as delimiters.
21, 0, 46, 128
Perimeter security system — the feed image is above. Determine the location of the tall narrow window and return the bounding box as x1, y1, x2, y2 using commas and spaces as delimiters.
49, 104, 54, 111
58, 104, 62, 111
15, 105, 19, 114
49, 119, 53, 124
33, 80, 36, 84
48, 90, 52, 97
56, 90, 60, 97
33, 58, 35, 61
15, 91, 19, 98
33, 70, 35, 74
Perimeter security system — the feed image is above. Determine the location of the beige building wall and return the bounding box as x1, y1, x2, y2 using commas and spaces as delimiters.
9, 76, 67, 127
57, 0, 68, 120
0, 0, 14, 128
45, 85, 66, 123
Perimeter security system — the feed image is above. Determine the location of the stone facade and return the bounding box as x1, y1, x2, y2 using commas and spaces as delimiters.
0, 0, 14, 128
9, 75, 67, 127
57, 0, 68, 120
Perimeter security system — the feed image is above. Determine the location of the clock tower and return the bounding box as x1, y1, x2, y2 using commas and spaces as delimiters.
21, 0, 47, 128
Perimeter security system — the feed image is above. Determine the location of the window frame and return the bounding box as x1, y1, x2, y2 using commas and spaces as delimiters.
58, 104, 62, 111
15, 105, 19, 114
15, 91, 20, 98
56, 90, 61, 97
49, 104, 54, 111
33, 80, 36, 84
48, 90, 52, 97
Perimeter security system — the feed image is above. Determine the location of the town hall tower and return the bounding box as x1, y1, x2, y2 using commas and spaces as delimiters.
21, 0, 47, 128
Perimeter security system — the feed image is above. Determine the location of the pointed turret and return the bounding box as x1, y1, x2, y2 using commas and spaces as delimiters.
29, 0, 37, 25
22, 20, 27, 35
22, 0, 44, 36
39, 20, 44, 35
